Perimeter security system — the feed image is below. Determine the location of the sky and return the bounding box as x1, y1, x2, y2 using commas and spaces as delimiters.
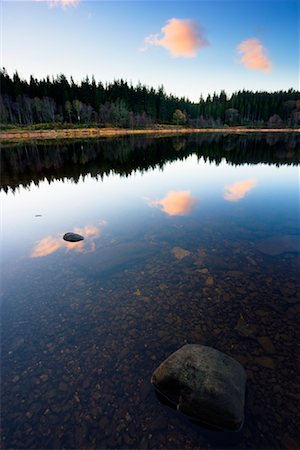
1, 0, 299, 101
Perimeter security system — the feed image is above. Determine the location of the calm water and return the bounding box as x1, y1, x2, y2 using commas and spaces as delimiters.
1, 134, 300, 449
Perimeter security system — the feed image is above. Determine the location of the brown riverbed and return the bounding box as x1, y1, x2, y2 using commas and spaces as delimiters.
0, 127, 299, 142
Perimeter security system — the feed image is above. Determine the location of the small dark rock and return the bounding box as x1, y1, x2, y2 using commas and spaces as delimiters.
63, 232, 84, 242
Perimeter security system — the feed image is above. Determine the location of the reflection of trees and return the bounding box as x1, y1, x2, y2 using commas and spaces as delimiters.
1, 133, 299, 193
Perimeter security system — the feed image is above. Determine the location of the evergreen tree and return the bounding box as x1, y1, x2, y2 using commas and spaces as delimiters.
0, 68, 299, 128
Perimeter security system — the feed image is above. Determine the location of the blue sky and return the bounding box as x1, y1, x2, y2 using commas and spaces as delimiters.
1, 0, 299, 101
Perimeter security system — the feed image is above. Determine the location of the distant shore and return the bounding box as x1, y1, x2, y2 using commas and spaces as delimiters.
0, 126, 299, 142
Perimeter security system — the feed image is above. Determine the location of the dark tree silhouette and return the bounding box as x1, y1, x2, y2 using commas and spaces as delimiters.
1, 68, 299, 128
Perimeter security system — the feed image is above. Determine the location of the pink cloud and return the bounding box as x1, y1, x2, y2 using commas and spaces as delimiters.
31, 224, 103, 258
143, 18, 209, 58
149, 191, 198, 216
237, 38, 272, 73
224, 179, 257, 202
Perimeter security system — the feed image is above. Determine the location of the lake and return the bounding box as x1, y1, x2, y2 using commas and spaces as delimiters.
1, 133, 299, 449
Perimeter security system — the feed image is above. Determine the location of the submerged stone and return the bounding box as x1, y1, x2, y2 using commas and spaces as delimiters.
63, 232, 84, 242
235, 315, 257, 337
151, 344, 247, 431
255, 356, 275, 369
171, 247, 191, 260
257, 336, 276, 354
256, 235, 300, 256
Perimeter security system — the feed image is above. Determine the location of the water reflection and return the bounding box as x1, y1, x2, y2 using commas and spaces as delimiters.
1, 135, 299, 450
224, 179, 257, 202
31, 224, 102, 257
149, 191, 198, 216
1, 133, 299, 193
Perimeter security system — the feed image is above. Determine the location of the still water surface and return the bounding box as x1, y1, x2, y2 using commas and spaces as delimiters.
1, 134, 300, 449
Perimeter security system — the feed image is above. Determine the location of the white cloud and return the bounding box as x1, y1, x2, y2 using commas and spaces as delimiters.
35, 0, 79, 9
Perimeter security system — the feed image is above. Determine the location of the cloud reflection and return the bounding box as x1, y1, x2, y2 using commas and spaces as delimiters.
149, 191, 198, 216
224, 179, 257, 202
31, 224, 102, 258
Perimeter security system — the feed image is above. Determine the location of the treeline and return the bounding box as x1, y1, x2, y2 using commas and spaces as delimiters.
2, 133, 299, 192
1, 68, 300, 128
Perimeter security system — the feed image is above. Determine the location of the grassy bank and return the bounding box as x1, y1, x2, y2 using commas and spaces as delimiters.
0, 125, 299, 142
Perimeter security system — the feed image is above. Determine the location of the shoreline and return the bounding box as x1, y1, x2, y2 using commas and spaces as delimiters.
0, 127, 299, 142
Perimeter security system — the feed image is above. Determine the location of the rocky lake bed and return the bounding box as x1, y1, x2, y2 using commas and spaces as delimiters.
1, 134, 299, 449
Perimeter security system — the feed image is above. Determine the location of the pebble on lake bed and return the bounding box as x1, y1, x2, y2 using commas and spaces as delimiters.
151, 344, 247, 431
171, 247, 191, 260
63, 232, 84, 242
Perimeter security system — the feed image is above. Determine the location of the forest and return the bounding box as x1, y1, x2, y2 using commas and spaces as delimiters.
1, 68, 300, 128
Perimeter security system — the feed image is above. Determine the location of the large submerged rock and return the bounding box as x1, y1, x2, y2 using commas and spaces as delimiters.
151, 344, 246, 431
